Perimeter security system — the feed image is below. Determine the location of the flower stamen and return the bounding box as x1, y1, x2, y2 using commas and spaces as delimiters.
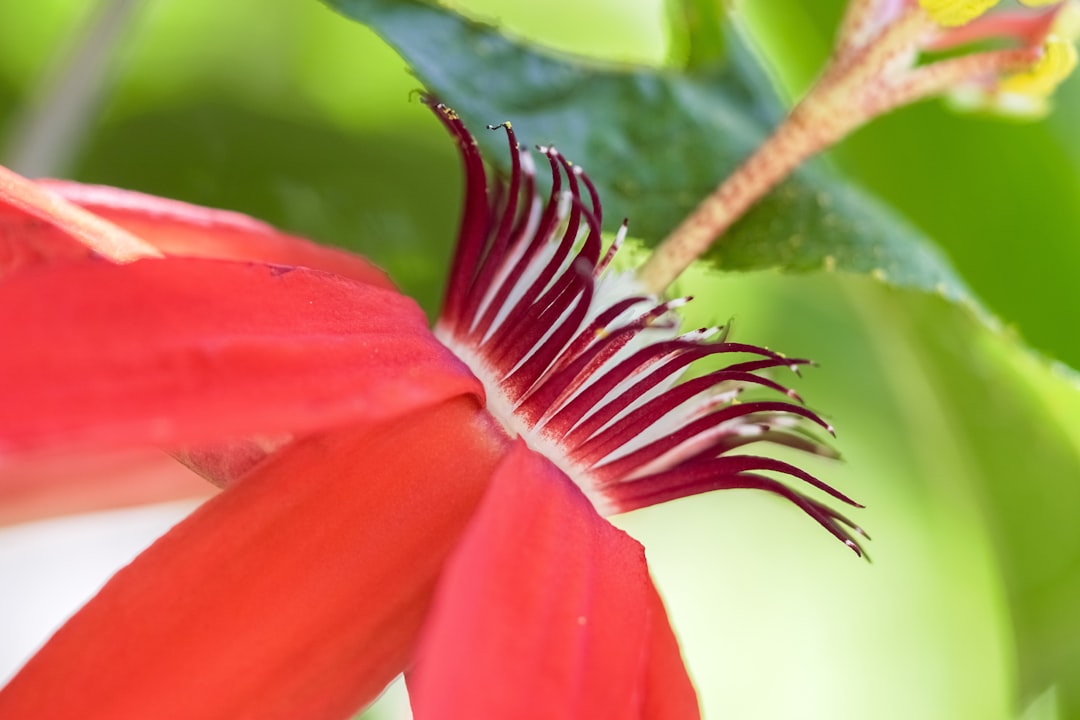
428, 100, 867, 555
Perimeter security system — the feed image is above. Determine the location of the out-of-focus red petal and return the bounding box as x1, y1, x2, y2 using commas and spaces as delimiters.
38, 180, 394, 288
0, 397, 510, 720
0, 256, 481, 457
0, 450, 214, 527
407, 441, 700, 719
0, 166, 159, 276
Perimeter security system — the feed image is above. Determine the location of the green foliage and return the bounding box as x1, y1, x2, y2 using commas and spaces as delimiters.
324, 0, 979, 309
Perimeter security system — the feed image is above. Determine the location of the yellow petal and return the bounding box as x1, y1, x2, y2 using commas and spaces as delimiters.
1052, 1, 1080, 44
999, 34, 1079, 96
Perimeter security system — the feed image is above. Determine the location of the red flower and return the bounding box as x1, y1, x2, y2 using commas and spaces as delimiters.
0, 102, 863, 719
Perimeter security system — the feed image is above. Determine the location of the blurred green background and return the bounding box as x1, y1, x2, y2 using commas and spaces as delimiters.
1, 1, 1078, 718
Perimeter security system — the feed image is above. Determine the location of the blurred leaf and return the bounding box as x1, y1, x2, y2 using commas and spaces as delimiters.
737, 0, 837, 99
667, 268, 1031, 719
665, 0, 727, 70
683, 266, 1080, 719
322, 0, 979, 309
866, 287, 1080, 718
734, 5, 1080, 711
836, 102, 1080, 376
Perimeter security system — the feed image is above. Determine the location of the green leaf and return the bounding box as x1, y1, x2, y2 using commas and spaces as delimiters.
665, 0, 728, 71
321, 0, 976, 308
865, 285, 1080, 718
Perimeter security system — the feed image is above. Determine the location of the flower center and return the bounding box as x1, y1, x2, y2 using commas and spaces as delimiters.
428, 101, 867, 555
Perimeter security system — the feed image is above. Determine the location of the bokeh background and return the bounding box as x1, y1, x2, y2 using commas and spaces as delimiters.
1, 1, 1079, 718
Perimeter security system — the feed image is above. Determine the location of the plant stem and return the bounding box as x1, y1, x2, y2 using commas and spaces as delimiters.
637, 6, 937, 294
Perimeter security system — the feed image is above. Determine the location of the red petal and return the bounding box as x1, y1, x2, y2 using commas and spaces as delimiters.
0, 257, 481, 456
640, 583, 702, 718
0, 397, 509, 719
407, 441, 699, 719
0, 450, 214, 526
0, 166, 159, 276
39, 180, 394, 288
0, 205, 90, 276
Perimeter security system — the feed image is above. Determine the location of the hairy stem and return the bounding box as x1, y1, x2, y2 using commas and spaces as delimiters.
637, 6, 940, 294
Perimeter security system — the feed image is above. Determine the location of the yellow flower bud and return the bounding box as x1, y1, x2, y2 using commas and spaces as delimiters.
918, 0, 998, 27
